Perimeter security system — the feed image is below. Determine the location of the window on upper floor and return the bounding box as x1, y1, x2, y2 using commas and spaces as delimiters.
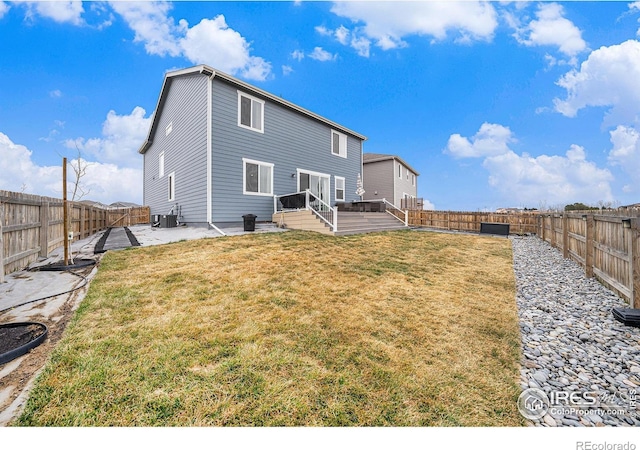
238, 91, 264, 133
243, 158, 273, 196
398, 163, 402, 178
412, 174, 415, 186
165, 122, 173, 136
331, 130, 347, 158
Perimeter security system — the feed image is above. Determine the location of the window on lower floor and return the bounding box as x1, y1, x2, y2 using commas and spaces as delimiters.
168, 172, 175, 201
335, 176, 345, 202
159, 152, 165, 178
243, 158, 273, 196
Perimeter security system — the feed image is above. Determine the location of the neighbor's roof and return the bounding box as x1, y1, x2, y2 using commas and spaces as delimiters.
139, 65, 367, 154
363, 153, 420, 176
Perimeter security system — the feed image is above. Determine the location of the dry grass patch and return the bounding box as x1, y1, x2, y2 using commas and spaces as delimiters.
16, 230, 523, 426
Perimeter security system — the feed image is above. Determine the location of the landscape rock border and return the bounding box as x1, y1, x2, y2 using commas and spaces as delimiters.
512, 236, 640, 427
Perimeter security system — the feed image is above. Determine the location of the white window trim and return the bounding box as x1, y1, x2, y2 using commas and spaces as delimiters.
331, 130, 347, 158
412, 173, 415, 186
168, 172, 175, 201
398, 163, 402, 178
159, 151, 165, 178
165, 121, 173, 136
334, 176, 346, 202
243, 157, 274, 197
237, 91, 265, 134
296, 168, 331, 190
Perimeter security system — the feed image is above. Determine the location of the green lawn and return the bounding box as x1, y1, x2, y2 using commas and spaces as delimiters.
16, 230, 523, 426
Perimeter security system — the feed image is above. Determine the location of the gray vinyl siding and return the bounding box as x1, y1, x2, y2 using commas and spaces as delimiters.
394, 161, 418, 207
143, 74, 208, 223
210, 78, 362, 224
362, 160, 394, 203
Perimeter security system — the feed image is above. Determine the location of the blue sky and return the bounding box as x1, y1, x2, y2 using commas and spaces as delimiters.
1, 1, 640, 211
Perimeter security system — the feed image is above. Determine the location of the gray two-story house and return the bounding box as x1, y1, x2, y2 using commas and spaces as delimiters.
139, 65, 367, 230
362, 153, 420, 209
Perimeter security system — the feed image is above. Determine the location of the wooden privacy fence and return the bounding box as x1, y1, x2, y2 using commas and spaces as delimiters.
408, 210, 539, 235
538, 213, 639, 308
1, 190, 150, 280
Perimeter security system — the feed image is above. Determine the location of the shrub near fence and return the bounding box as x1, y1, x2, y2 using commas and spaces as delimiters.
1, 190, 150, 280
539, 212, 639, 308
408, 210, 539, 235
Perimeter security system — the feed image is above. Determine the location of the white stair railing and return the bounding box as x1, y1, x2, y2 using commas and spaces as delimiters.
275, 191, 337, 232
381, 198, 408, 226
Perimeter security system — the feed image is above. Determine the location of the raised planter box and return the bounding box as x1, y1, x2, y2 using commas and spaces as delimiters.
480, 222, 510, 237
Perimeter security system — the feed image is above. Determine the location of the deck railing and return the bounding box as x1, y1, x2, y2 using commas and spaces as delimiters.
275, 190, 338, 232
381, 199, 408, 226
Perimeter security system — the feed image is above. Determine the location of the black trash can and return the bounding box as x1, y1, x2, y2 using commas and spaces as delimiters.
242, 214, 257, 232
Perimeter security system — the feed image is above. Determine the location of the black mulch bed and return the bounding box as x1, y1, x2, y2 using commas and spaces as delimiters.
0, 323, 48, 364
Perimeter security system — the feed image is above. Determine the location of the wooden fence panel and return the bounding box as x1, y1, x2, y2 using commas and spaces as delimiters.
537, 212, 639, 308
408, 210, 539, 234
1, 190, 148, 276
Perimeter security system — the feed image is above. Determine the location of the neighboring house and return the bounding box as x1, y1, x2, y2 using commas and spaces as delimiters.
496, 207, 523, 214
362, 153, 419, 208
139, 65, 366, 227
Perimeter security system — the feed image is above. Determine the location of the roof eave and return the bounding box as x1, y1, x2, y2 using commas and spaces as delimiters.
364, 155, 420, 176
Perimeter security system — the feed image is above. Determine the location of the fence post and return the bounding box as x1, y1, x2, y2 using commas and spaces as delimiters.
629, 218, 639, 308
562, 214, 568, 259
39, 201, 49, 257
585, 214, 594, 278
550, 215, 557, 249
0, 202, 4, 283
80, 204, 86, 239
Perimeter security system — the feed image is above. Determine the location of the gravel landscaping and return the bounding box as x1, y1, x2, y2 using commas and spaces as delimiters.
512, 236, 640, 427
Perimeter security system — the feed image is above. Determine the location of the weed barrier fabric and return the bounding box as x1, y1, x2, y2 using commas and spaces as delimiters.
0, 322, 48, 365
94, 227, 112, 254
38, 259, 96, 271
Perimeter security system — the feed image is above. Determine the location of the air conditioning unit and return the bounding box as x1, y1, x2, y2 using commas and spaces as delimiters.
159, 215, 177, 228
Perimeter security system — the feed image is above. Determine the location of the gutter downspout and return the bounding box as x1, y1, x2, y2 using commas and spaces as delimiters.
204, 69, 227, 236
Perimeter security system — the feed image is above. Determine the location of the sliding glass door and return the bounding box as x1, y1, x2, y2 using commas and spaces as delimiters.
298, 170, 330, 207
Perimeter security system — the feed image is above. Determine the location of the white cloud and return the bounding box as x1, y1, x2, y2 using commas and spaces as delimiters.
282, 65, 293, 76
445, 123, 614, 206
0, 2, 9, 19
110, 3, 272, 81
22, 1, 84, 25
334, 25, 350, 45
109, 1, 183, 57
291, 50, 305, 61
65, 107, 150, 169
553, 40, 640, 125
180, 15, 271, 80
445, 123, 515, 158
630, 2, 640, 36
309, 47, 336, 62
608, 125, 640, 186
330, 1, 498, 51
350, 35, 371, 58
423, 199, 435, 210
49, 89, 62, 98
316, 24, 371, 57
513, 3, 586, 58
0, 131, 142, 204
